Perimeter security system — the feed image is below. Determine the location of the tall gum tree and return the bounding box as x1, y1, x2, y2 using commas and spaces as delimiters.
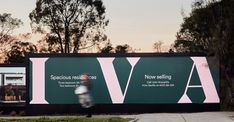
30, 0, 108, 53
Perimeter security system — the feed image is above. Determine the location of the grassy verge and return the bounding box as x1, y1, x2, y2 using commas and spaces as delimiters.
0, 117, 131, 122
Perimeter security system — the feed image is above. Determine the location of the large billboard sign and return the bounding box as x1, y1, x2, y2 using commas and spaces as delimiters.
29, 54, 219, 105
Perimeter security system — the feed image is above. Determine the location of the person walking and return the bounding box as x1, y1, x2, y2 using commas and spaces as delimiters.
75, 73, 94, 117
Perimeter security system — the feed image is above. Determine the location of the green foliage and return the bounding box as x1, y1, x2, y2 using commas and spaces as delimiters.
175, 0, 234, 68
100, 44, 131, 53
174, 0, 234, 109
115, 44, 131, 53
174, 39, 205, 53
29, 0, 108, 53
174, 0, 222, 54
100, 45, 114, 53
5, 41, 37, 63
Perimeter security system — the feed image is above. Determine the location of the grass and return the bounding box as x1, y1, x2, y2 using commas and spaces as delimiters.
0, 117, 131, 122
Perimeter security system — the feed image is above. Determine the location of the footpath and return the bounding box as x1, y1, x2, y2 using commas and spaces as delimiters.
0, 112, 233, 122
121, 112, 234, 122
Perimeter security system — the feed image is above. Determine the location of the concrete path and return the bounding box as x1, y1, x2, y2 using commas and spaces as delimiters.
0, 112, 233, 122
121, 112, 234, 122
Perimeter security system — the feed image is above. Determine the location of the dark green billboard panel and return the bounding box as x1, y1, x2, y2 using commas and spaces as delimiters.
29, 56, 219, 104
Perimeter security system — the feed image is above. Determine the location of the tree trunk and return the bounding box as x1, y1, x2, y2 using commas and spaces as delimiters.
65, 23, 70, 53
55, 32, 64, 53
73, 33, 82, 53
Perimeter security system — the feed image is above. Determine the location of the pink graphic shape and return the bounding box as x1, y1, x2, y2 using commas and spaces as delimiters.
97, 57, 140, 104
124, 58, 140, 97
191, 57, 219, 103
178, 94, 192, 103
30, 58, 48, 104
97, 58, 124, 103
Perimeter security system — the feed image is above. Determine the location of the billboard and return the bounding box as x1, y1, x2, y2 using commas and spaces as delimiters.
0, 66, 26, 105
29, 54, 219, 105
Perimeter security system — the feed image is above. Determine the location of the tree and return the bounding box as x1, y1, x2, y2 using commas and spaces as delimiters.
174, 0, 234, 109
99, 40, 114, 53
115, 44, 131, 53
5, 41, 37, 63
0, 13, 23, 62
29, 0, 108, 53
153, 41, 163, 52
37, 34, 62, 53
0, 35, 18, 63
174, 1, 222, 54
219, 0, 234, 109
100, 45, 113, 53
174, 39, 205, 53
99, 42, 132, 53
0, 13, 23, 42
168, 49, 174, 53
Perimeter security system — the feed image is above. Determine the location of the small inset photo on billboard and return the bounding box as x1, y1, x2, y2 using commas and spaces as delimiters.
0, 67, 26, 105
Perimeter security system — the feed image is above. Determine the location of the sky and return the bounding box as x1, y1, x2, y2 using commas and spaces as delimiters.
0, 0, 194, 52
0, 67, 25, 73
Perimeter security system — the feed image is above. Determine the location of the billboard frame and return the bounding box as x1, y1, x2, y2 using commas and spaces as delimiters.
26, 53, 220, 114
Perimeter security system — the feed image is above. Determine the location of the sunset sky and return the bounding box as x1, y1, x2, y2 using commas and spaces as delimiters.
0, 0, 194, 52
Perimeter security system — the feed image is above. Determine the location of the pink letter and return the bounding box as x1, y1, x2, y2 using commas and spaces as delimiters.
192, 57, 219, 103
97, 57, 140, 104
30, 58, 48, 104
178, 57, 219, 103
